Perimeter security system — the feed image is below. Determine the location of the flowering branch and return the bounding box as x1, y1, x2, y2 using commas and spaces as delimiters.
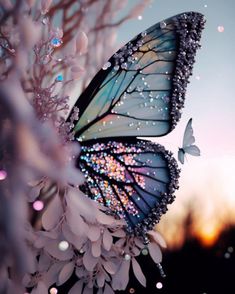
0, 1, 165, 293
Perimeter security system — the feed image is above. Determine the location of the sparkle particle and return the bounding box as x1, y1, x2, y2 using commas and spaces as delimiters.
56, 74, 63, 82
51, 37, 62, 47
217, 26, 224, 33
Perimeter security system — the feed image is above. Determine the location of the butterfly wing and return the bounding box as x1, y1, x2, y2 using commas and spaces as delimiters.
184, 145, 200, 156
178, 148, 185, 164
68, 12, 205, 141
182, 118, 195, 148
69, 12, 205, 234
78, 139, 180, 235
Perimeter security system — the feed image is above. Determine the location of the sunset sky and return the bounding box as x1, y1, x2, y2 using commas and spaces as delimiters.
117, 0, 235, 246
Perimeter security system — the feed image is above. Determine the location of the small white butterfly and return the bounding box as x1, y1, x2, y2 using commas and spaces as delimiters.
178, 118, 200, 164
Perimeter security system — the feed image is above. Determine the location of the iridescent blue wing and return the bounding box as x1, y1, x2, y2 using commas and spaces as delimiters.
78, 139, 180, 235
68, 12, 205, 141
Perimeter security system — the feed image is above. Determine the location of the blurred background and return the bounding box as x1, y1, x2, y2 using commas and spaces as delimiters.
116, 0, 235, 293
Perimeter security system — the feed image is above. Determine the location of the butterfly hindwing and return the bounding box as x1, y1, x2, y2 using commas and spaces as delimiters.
69, 12, 205, 141
78, 139, 180, 235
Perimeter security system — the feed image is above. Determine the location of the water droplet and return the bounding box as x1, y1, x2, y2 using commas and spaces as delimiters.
141, 248, 149, 255
102, 61, 111, 70
124, 254, 131, 260
58, 240, 69, 251
42, 16, 49, 25
121, 63, 128, 69
129, 288, 135, 293
160, 21, 167, 29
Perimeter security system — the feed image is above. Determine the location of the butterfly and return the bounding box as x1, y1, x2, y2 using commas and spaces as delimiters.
178, 118, 201, 164
67, 12, 205, 237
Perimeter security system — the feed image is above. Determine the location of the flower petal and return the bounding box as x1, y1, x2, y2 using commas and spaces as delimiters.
91, 238, 101, 257
111, 229, 126, 238
41, 0, 53, 14
83, 248, 98, 271
75, 31, 88, 55
83, 285, 93, 294
38, 252, 51, 272
57, 261, 75, 286
31, 281, 48, 294
148, 242, 162, 264
104, 283, 115, 294
88, 225, 100, 242
103, 261, 117, 275
42, 194, 63, 230
62, 222, 87, 250
148, 230, 167, 248
112, 260, 130, 290
96, 211, 116, 225
44, 239, 73, 261
68, 280, 83, 294
132, 257, 146, 287
103, 229, 113, 251
96, 271, 105, 288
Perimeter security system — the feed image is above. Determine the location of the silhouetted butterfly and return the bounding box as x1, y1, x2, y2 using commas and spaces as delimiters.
178, 118, 201, 164
67, 12, 205, 237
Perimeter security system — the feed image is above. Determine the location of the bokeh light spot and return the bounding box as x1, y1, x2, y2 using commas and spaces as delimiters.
50, 288, 58, 294
217, 26, 224, 33
33, 200, 44, 211
58, 240, 69, 251
0, 170, 7, 180
156, 282, 163, 289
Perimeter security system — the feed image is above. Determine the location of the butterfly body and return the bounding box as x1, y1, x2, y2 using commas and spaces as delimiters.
68, 12, 205, 236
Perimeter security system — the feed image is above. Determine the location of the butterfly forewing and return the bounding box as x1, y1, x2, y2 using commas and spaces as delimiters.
78, 139, 180, 235
70, 12, 205, 141
182, 118, 195, 147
